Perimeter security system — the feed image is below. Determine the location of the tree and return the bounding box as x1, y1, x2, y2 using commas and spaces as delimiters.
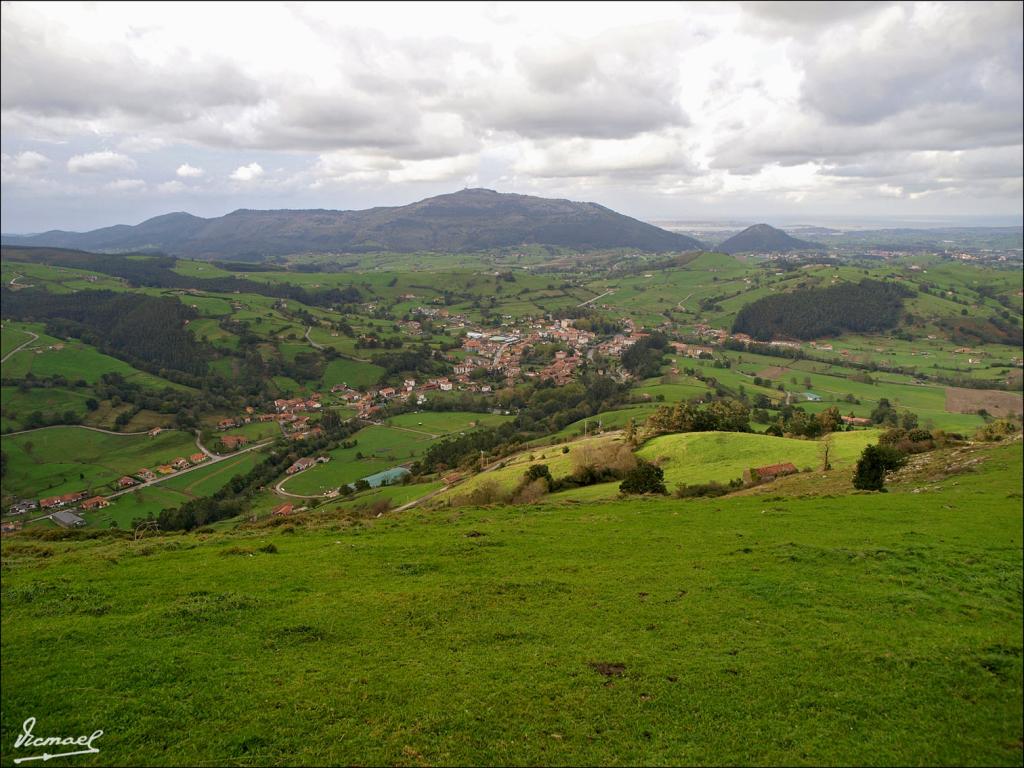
625, 418, 638, 446
320, 408, 342, 434
900, 411, 919, 430
852, 444, 907, 491
817, 406, 843, 434
523, 463, 553, 489
820, 433, 834, 471
619, 460, 667, 495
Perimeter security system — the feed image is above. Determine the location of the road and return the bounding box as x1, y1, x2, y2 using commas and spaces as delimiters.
274, 466, 325, 499
3, 423, 161, 438
577, 289, 615, 308
193, 429, 220, 459
1, 328, 39, 363
304, 326, 325, 350
492, 341, 512, 368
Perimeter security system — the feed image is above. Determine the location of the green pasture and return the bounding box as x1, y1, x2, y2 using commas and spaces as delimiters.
2, 441, 1019, 765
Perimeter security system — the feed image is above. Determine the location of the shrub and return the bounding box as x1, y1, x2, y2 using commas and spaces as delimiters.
462, 480, 507, 506
974, 418, 1022, 442
674, 479, 742, 498
512, 478, 549, 504
619, 460, 667, 495
852, 444, 907, 491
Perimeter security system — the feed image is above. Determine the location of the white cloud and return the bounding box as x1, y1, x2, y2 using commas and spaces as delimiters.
230, 162, 264, 181
1, 1, 1020, 228
7, 150, 50, 172
104, 178, 146, 192
176, 163, 204, 178
67, 151, 136, 174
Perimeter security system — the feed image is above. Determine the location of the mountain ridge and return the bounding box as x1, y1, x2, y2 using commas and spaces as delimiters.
1, 188, 703, 260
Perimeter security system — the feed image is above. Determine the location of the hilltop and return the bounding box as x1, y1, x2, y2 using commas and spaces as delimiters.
717, 223, 824, 254
0, 189, 703, 260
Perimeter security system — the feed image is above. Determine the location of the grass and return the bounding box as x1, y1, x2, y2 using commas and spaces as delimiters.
1, 441, 1020, 766
0, 427, 197, 500
1, 386, 93, 431
637, 429, 880, 490
2, 339, 189, 391
321, 358, 385, 389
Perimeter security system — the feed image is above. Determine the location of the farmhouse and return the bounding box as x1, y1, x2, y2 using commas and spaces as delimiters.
52, 510, 87, 528
670, 342, 714, 359
842, 416, 873, 427
172, 457, 190, 470
156, 465, 176, 475
39, 490, 88, 509
189, 452, 207, 464
286, 457, 316, 474
8, 499, 38, 515
136, 469, 157, 482
743, 462, 799, 484
219, 435, 248, 450
80, 496, 110, 511
272, 503, 294, 516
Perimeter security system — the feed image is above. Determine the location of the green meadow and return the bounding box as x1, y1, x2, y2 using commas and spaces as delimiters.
1, 441, 1019, 766
0, 427, 197, 499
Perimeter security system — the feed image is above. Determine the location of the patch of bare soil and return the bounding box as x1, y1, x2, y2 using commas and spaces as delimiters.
589, 662, 626, 677
757, 366, 789, 380
945, 387, 1024, 418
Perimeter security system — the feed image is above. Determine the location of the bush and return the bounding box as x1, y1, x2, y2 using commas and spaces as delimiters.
879, 426, 939, 455
852, 444, 907, 491
674, 479, 742, 498
974, 418, 1022, 442
619, 460, 667, 495
512, 478, 550, 504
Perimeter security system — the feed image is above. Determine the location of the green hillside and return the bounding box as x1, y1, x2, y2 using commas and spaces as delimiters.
1, 441, 1020, 766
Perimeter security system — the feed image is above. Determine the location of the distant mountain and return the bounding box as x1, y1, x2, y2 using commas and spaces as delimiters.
1, 189, 702, 259
717, 223, 824, 254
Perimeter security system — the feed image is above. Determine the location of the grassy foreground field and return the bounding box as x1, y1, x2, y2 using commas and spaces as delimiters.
1, 441, 1020, 766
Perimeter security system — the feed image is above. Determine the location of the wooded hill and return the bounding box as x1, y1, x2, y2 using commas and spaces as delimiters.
1, 189, 703, 260
731, 279, 912, 340
717, 223, 823, 254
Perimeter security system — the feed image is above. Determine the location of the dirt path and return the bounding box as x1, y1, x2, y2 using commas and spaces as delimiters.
1, 328, 39, 363
577, 289, 615, 308
304, 326, 325, 350
3, 423, 161, 438
181, 453, 251, 495
385, 425, 440, 438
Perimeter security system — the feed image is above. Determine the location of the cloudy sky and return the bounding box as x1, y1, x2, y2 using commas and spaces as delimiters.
2, 1, 1021, 232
